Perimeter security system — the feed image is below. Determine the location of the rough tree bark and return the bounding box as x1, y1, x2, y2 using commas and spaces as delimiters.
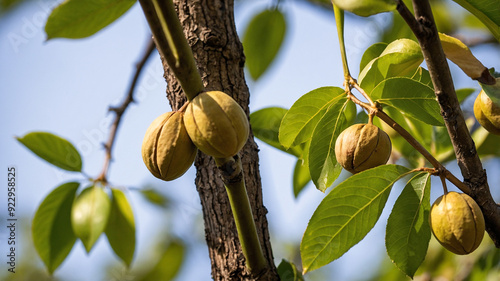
158, 0, 279, 280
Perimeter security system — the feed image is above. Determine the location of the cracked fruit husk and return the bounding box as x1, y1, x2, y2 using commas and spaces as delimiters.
141, 111, 197, 181
335, 123, 392, 173
429, 192, 485, 255
474, 90, 500, 135
183, 91, 249, 158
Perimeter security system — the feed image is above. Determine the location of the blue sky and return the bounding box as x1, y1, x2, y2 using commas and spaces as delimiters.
1, 1, 500, 280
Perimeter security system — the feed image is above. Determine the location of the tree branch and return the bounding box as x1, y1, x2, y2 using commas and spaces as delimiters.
138, 0, 204, 100
96, 38, 156, 182
396, 0, 500, 246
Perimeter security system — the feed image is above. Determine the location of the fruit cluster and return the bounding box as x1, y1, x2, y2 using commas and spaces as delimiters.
142, 91, 249, 181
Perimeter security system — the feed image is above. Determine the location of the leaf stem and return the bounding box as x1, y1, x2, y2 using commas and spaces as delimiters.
214, 155, 268, 275
138, 0, 205, 101
96, 38, 156, 183
333, 3, 350, 78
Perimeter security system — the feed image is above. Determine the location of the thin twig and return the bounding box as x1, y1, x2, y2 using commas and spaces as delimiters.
96, 38, 156, 183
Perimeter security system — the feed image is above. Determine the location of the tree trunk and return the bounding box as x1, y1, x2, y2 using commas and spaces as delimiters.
161, 0, 279, 280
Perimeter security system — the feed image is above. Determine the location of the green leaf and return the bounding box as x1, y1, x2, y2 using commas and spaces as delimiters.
250, 107, 301, 157
301, 164, 411, 273
32, 182, 79, 274
140, 188, 170, 208
332, 0, 396, 17
382, 11, 416, 43
474, 126, 500, 157
359, 39, 423, 93
293, 158, 311, 198
406, 67, 433, 88
140, 240, 185, 281
360, 42, 388, 71
371, 77, 443, 126
480, 77, 500, 104
433, 125, 455, 164
308, 98, 350, 192
243, 9, 286, 80
71, 185, 111, 252
17, 132, 82, 172
386, 172, 431, 278
277, 259, 304, 281
452, 0, 500, 42
105, 188, 135, 267
456, 88, 476, 103
45, 0, 136, 39
279, 87, 345, 149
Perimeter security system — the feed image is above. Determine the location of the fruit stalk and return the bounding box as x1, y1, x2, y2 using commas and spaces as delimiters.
215, 156, 267, 274
138, 0, 204, 100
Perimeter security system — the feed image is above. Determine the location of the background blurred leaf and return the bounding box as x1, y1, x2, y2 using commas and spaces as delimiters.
301, 165, 411, 273
32, 182, 79, 274
243, 9, 286, 80
105, 188, 135, 267
456, 88, 476, 103
140, 188, 170, 208
45, 0, 136, 39
17, 131, 82, 172
139, 240, 185, 281
452, 0, 500, 42
251, 107, 302, 157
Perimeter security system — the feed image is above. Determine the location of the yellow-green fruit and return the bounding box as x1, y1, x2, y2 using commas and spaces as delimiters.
429, 192, 485, 255
335, 123, 392, 173
474, 90, 500, 135
184, 91, 249, 158
141, 111, 197, 181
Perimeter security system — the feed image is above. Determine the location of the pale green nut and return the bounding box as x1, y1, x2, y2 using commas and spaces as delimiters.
335, 123, 392, 173
429, 192, 485, 255
183, 91, 249, 158
141, 111, 197, 181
